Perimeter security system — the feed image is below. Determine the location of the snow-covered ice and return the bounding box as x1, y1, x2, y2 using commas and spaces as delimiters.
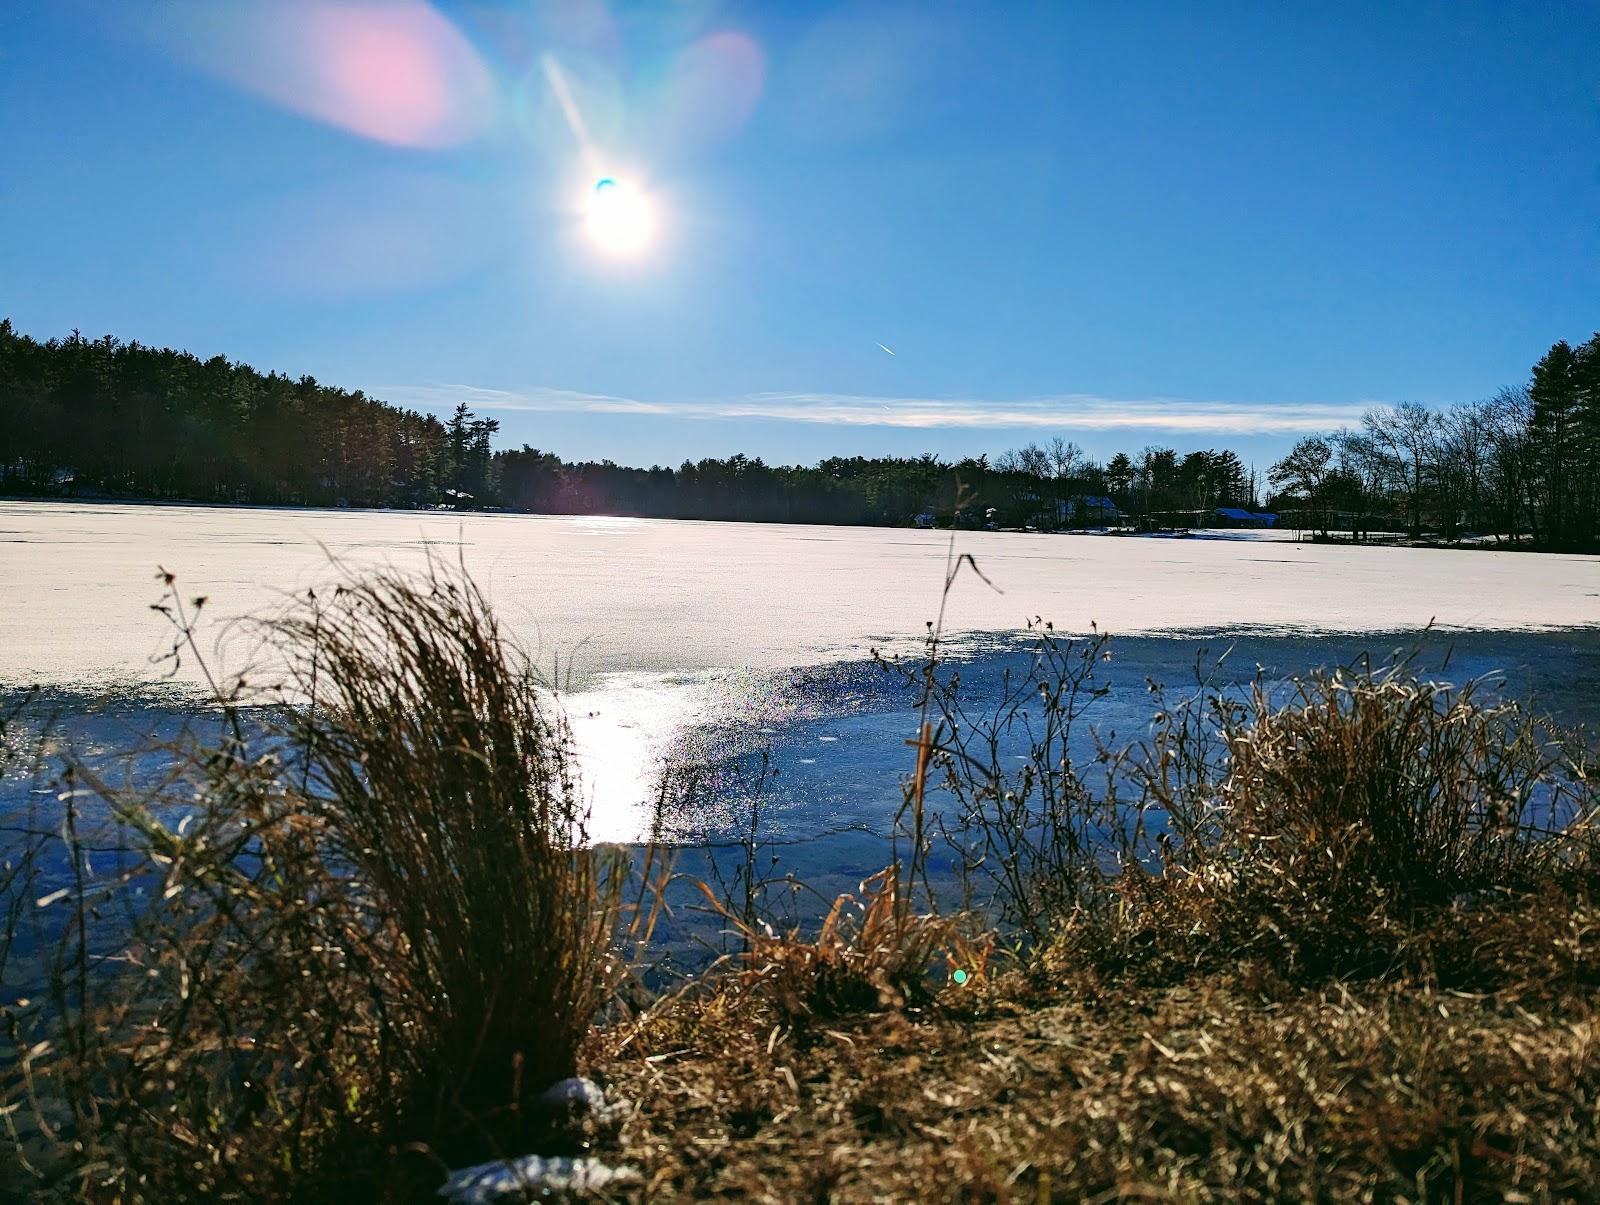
3, 501, 1595, 691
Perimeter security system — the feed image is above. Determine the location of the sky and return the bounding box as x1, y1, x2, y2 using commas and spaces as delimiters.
2, 0, 1597, 471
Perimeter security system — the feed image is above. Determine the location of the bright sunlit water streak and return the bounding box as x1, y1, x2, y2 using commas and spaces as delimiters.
564, 672, 709, 844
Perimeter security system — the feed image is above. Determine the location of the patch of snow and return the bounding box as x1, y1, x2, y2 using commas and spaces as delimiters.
537, 1076, 630, 1124
438, 1155, 639, 1203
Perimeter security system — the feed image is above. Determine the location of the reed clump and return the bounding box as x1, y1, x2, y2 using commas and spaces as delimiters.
1101, 662, 1599, 983
695, 866, 992, 1024
269, 574, 628, 1120
1, 571, 632, 1201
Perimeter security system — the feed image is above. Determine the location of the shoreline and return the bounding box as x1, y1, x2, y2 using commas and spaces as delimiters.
7, 492, 1597, 555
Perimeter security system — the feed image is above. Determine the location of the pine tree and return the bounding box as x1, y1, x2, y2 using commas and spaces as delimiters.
1572, 333, 1600, 546
1529, 341, 1583, 545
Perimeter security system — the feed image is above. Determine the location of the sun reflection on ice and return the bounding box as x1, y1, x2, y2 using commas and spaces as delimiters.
563, 672, 708, 845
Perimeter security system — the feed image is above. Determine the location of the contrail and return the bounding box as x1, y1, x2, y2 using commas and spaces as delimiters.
876, 342, 896, 356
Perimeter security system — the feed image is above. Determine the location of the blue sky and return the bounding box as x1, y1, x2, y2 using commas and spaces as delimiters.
2, 1, 1596, 471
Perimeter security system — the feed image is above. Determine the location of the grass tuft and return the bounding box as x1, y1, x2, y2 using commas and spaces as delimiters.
2, 569, 631, 1200
1119, 662, 1600, 980
697, 866, 992, 1023
267, 572, 627, 1125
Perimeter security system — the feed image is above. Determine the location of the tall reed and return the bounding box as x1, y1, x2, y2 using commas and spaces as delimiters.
267, 572, 627, 1120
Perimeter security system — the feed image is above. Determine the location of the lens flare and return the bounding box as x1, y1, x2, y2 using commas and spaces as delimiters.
160, 1, 494, 149
584, 177, 655, 256
646, 31, 767, 153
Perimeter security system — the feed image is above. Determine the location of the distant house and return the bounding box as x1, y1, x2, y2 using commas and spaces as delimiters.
1064, 495, 1122, 525
1213, 506, 1277, 528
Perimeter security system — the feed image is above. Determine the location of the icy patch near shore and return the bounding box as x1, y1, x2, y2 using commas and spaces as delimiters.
437, 1080, 636, 1203
438, 1154, 639, 1203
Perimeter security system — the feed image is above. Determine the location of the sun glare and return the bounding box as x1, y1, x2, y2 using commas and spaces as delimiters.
584, 177, 655, 256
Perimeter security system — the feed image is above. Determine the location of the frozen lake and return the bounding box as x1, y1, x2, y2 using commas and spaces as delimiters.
5, 500, 1599, 688
3, 501, 1598, 845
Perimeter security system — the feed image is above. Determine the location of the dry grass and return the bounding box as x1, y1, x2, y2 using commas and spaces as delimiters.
693, 866, 994, 1023
604, 933, 1600, 1202
1105, 662, 1600, 983
268, 573, 630, 1121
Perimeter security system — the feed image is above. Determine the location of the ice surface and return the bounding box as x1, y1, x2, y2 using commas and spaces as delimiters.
5, 502, 1596, 846
3, 501, 1596, 691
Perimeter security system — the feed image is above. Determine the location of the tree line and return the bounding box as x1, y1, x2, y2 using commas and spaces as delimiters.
0, 321, 498, 508
1267, 333, 1600, 549
3, 320, 1595, 548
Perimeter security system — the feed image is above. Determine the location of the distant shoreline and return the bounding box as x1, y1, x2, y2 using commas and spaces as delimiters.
5, 492, 1597, 556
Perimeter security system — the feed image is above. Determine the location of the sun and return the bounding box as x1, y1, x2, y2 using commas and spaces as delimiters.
584, 177, 655, 256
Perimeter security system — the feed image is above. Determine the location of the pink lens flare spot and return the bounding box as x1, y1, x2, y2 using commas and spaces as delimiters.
651, 30, 767, 150
314, 10, 453, 144
169, 1, 495, 149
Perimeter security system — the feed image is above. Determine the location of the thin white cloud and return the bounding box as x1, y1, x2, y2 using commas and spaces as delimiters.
715, 393, 1369, 434
380, 383, 1371, 435
378, 383, 643, 412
